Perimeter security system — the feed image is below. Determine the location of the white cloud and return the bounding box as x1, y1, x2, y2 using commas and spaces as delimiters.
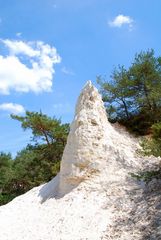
3, 39, 39, 57
0, 103, 25, 114
108, 14, 133, 29
0, 39, 61, 94
61, 67, 75, 75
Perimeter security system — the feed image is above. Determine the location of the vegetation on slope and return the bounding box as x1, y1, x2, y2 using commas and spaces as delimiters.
0, 111, 69, 205
1, 49, 161, 205
98, 49, 161, 182
97, 49, 161, 135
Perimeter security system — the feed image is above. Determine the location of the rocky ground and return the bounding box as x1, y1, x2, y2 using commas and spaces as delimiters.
0, 82, 161, 240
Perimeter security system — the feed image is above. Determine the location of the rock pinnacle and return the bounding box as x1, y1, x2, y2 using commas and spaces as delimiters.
58, 81, 109, 196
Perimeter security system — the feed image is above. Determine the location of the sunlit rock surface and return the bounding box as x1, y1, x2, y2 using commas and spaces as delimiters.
0, 81, 160, 240
58, 81, 111, 196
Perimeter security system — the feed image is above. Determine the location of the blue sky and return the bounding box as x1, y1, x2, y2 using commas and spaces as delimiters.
0, 0, 161, 156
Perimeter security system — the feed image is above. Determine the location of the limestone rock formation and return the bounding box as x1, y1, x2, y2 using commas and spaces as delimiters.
58, 81, 110, 196
58, 81, 139, 197
0, 81, 160, 240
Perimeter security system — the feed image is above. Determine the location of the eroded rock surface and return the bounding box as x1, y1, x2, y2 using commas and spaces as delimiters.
58, 81, 140, 197
58, 81, 111, 196
0, 81, 161, 240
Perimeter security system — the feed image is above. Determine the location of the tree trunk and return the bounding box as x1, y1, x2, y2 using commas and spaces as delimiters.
121, 98, 130, 119
143, 83, 152, 110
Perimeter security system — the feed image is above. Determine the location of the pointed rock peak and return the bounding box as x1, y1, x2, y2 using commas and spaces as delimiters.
84, 80, 92, 88
58, 81, 109, 196
81, 80, 97, 93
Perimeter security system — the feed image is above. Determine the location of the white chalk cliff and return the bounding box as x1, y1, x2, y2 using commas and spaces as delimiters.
58, 81, 139, 197
59, 81, 113, 196
0, 81, 160, 240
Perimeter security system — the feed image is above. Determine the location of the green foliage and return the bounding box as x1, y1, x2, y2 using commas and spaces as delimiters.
8, 110, 69, 194
98, 49, 161, 135
97, 65, 135, 120
141, 122, 161, 157
0, 193, 17, 206
151, 122, 161, 140
11, 111, 69, 147
0, 111, 69, 206
3, 144, 61, 196
0, 152, 13, 191
130, 50, 161, 111
130, 170, 161, 182
98, 49, 161, 188
132, 121, 161, 181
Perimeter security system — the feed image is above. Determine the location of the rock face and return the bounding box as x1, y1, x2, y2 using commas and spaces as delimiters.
58, 81, 139, 196
0, 81, 161, 240
58, 81, 109, 196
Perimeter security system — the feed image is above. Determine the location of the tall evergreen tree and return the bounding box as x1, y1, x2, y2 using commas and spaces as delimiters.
0, 152, 13, 192
11, 111, 69, 147
129, 49, 161, 114
98, 49, 161, 134
0, 111, 70, 205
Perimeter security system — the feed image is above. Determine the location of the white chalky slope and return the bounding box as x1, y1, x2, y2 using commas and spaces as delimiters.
0, 81, 158, 240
